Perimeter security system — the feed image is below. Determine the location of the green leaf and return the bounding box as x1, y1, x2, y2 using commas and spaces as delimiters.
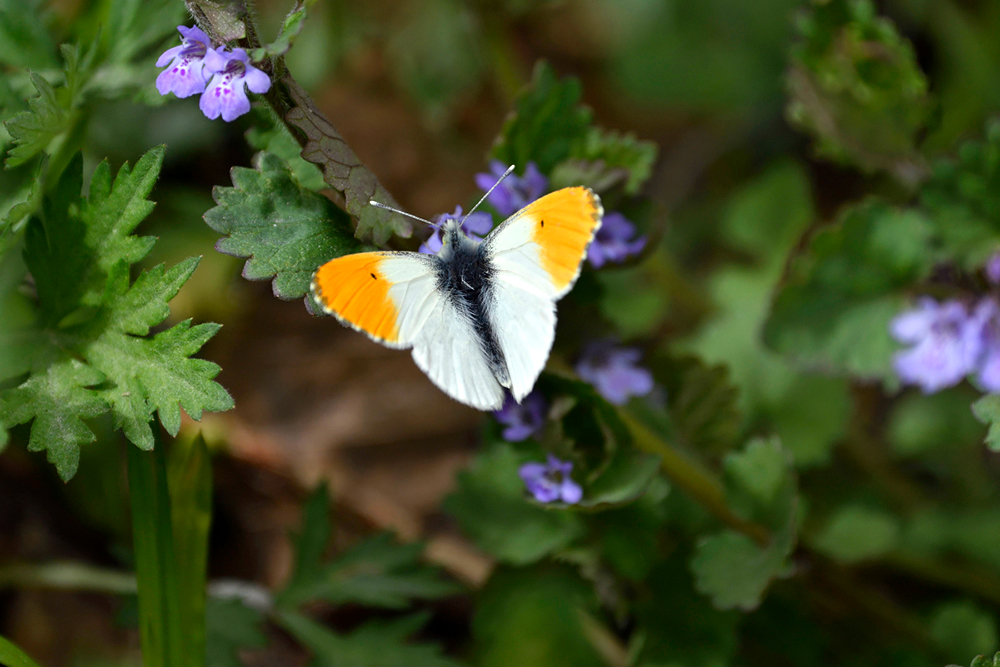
169, 435, 213, 667
127, 438, 184, 667
491, 61, 593, 174
206, 599, 268, 667
0, 0, 57, 69
277, 610, 461, 667
186, 0, 246, 43
0, 358, 107, 481
204, 151, 364, 304
249, 0, 317, 61
283, 482, 332, 601
968, 653, 1000, 667
578, 448, 661, 509
284, 79, 412, 246
972, 394, 1000, 452
444, 442, 585, 564
3, 72, 68, 168
690, 438, 798, 611
245, 106, 326, 192
787, 0, 932, 182
472, 565, 605, 667
931, 601, 999, 667
921, 120, 1000, 270
0, 635, 43, 667
764, 200, 936, 381
553, 127, 658, 195
2, 148, 231, 479
889, 389, 985, 457
812, 505, 901, 563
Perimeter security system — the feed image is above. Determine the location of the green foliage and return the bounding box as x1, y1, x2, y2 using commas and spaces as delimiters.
0, 635, 43, 667
204, 151, 363, 307
787, 0, 932, 181
491, 61, 593, 174
813, 505, 901, 563
0, 0, 56, 69
972, 394, 1000, 452
964, 653, 1000, 667
931, 601, 999, 666
4, 73, 68, 168
444, 442, 585, 564
0, 148, 232, 480
205, 599, 267, 667
552, 127, 658, 195
921, 120, 1000, 270
764, 200, 936, 381
690, 438, 798, 611
249, 0, 317, 61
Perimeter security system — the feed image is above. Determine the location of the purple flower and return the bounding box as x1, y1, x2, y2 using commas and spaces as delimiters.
986, 253, 1000, 285
575, 341, 654, 405
970, 298, 1000, 392
474, 161, 548, 217
587, 212, 646, 268
493, 391, 547, 441
519, 454, 583, 504
156, 26, 226, 98
199, 48, 271, 122
891, 298, 984, 393
418, 206, 494, 254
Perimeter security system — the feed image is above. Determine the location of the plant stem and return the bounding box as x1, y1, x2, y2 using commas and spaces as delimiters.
618, 408, 770, 545
0, 561, 137, 594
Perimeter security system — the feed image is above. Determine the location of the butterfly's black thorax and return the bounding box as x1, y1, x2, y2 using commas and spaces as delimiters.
435, 228, 510, 386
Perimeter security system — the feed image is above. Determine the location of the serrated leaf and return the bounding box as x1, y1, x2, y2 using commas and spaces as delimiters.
444, 442, 585, 565
204, 151, 364, 303
0, 357, 107, 481
651, 355, 742, 456
786, 0, 931, 182
245, 106, 326, 191
277, 610, 461, 667
972, 394, 1000, 452
491, 61, 593, 174
206, 599, 268, 667
764, 200, 936, 380
812, 505, 900, 563
284, 79, 411, 246
3, 72, 68, 168
578, 448, 661, 509
557, 127, 657, 195
249, 0, 316, 61
723, 437, 793, 527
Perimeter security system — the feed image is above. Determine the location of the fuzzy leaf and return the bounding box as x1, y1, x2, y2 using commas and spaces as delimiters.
204, 151, 364, 304
284, 78, 411, 246
764, 200, 936, 380
786, 0, 931, 183
185, 0, 245, 43
3, 72, 67, 168
0, 358, 107, 481
249, 0, 316, 61
491, 61, 593, 174
555, 127, 658, 195
444, 442, 585, 565
277, 610, 461, 667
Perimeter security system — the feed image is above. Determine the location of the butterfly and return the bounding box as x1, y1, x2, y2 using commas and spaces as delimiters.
311, 182, 603, 411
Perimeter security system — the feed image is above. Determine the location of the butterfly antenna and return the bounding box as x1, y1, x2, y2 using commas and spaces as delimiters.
462, 164, 515, 224
369, 200, 444, 231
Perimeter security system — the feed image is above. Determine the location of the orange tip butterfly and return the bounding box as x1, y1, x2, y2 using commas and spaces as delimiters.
311, 168, 603, 411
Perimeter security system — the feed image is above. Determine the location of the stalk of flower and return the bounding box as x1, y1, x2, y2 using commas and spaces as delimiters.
199, 48, 272, 122
518, 454, 583, 504
575, 340, 654, 405
587, 211, 646, 268
474, 160, 548, 217
155, 26, 226, 98
419, 206, 494, 255
492, 391, 547, 441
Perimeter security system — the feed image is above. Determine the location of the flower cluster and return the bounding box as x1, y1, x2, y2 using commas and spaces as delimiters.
156, 26, 271, 122
519, 455, 583, 504
891, 296, 1000, 394
419, 206, 494, 255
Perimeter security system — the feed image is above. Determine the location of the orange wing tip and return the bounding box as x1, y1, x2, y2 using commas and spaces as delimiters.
311, 256, 402, 345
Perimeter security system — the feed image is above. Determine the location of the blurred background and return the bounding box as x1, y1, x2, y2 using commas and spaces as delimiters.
5, 0, 1000, 665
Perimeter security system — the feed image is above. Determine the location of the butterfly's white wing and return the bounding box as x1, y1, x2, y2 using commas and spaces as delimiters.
483, 187, 603, 400
312, 251, 505, 410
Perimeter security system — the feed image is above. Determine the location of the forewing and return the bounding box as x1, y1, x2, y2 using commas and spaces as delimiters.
484, 186, 603, 299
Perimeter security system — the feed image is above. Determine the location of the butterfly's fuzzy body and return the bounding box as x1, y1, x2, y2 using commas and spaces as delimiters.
312, 186, 603, 410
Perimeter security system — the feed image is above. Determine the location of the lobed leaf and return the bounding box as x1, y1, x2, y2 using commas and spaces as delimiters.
491, 61, 592, 174
284, 78, 411, 246
204, 151, 363, 305
553, 127, 658, 195
3, 72, 67, 168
